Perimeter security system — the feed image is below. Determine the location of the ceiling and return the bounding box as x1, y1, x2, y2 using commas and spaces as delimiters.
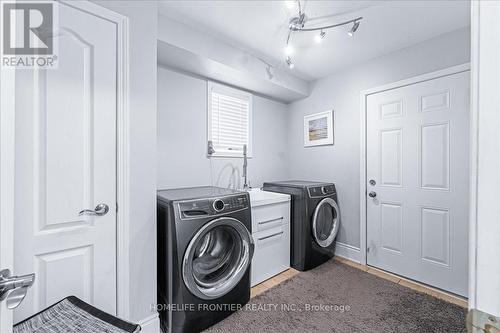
158, 0, 470, 81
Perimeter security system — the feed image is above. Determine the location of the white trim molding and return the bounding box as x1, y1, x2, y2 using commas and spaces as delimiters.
359, 63, 471, 266
115, 13, 131, 321
60, 0, 131, 319
334, 242, 361, 263
468, 0, 480, 311
0, 57, 16, 332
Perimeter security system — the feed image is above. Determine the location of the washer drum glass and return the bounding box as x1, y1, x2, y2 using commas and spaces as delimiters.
312, 198, 340, 248
183, 217, 254, 300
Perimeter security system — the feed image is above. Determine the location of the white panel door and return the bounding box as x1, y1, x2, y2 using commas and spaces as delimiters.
13, 3, 117, 322
366, 71, 469, 297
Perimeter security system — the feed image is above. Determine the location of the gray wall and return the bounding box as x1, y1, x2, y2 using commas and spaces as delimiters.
157, 67, 289, 190
93, 1, 157, 324
286, 27, 471, 249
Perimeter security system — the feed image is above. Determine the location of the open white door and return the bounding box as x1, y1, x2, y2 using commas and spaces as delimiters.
366, 70, 470, 297
0, 1, 118, 327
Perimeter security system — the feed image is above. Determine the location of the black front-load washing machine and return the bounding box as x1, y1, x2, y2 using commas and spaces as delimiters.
157, 186, 254, 333
262, 181, 340, 271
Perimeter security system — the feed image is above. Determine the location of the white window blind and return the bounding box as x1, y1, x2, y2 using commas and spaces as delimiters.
208, 82, 252, 157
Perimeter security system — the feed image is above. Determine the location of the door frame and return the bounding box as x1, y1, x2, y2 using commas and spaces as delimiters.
0, 58, 16, 332
358, 63, 471, 270
0, 0, 132, 324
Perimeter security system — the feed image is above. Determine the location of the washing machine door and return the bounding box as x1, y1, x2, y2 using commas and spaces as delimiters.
312, 197, 340, 248
182, 217, 254, 300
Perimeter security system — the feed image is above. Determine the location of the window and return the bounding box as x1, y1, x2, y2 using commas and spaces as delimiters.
207, 82, 252, 158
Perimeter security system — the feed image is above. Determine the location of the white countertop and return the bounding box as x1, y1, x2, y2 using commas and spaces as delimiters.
247, 188, 290, 207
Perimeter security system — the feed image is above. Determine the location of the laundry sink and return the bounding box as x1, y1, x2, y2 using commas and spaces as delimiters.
246, 188, 290, 207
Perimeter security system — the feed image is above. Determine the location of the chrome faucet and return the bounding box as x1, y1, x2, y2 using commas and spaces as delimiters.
242, 144, 249, 190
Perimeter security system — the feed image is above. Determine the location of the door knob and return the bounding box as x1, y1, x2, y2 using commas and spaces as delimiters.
79, 203, 109, 216
0, 269, 35, 309
368, 191, 377, 198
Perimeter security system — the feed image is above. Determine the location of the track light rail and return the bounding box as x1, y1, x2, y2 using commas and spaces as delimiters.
284, 0, 363, 69
295, 17, 363, 32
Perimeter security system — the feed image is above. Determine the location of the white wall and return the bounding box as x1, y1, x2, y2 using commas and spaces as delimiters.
470, 2, 500, 317
286, 28, 471, 249
157, 14, 309, 102
157, 66, 289, 190
92, 1, 158, 329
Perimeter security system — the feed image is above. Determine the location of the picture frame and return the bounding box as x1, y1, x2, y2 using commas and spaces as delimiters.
303, 110, 334, 147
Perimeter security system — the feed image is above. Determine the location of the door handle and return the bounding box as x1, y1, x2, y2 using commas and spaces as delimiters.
368, 191, 377, 198
0, 269, 35, 309
79, 203, 109, 216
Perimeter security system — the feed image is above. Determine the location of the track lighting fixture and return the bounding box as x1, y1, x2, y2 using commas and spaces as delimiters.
256, 57, 275, 80
314, 30, 326, 43
265, 65, 274, 79
283, 0, 363, 69
348, 21, 360, 37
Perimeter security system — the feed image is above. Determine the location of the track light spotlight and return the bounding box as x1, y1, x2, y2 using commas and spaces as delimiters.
286, 56, 294, 69
314, 30, 326, 43
348, 21, 360, 37
266, 65, 274, 79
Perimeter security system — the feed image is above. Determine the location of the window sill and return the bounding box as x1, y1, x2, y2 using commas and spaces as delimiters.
207, 153, 253, 159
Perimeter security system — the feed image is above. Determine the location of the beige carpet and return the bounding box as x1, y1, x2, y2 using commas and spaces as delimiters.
205, 259, 466, 333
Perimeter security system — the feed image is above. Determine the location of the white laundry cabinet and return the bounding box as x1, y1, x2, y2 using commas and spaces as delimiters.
248, 189, 291, 286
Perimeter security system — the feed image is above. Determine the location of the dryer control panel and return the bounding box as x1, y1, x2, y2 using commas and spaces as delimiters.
178, 194, 249, 219
308, 185, 336, 198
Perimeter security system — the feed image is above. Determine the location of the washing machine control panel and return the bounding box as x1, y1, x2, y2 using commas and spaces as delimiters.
308, 185, 336, 198
178, 195, 249, 219
214, 195, 249, 213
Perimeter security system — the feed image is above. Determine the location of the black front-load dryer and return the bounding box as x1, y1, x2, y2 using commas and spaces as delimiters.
262, 181, 340, 271
157, 186, 254, 333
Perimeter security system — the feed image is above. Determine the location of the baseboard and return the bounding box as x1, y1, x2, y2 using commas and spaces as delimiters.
138, 312, 160, 333
334, 241, 361, 263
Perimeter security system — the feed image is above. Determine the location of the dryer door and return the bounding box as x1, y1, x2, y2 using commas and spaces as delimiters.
182, 217, 254, 300
312, 198, 340, 248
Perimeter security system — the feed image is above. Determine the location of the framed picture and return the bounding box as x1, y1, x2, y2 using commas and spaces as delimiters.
304, 110, 334, 147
